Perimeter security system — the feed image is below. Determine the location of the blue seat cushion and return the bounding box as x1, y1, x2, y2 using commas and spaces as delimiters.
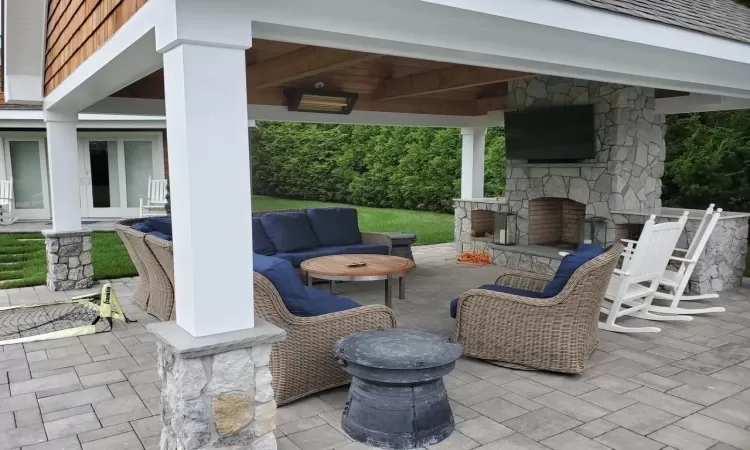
147, 231, 172, 241
275, 247, 343, 268
330, 244, 389, 256
132, 222, 153, 233
252, 217, 276, 256
260, 212, 321, 252
144, 218, 172, 236
253, 253, 359, 317
450, 284, 544, 318
307, 207, 362, 247
542, 244, 606, 297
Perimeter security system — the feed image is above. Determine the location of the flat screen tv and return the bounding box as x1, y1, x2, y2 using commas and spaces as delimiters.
505, 104, 595, 161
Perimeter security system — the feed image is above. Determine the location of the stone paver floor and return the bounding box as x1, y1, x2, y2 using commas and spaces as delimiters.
1, 243, 749, 449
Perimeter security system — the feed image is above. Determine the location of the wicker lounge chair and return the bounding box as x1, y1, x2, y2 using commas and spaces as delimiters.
115, 219, 174, 321
254, 272, 397, 405
452, 244, 622, 374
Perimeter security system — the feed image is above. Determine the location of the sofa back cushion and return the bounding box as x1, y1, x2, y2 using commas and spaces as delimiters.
260, 212, 321, 252
307, 207, 362, 247
253, 253, 359, 316
252, 217, 276, 255
542, 244, 606, 297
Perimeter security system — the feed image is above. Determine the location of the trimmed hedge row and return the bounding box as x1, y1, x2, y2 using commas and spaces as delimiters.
250, 122, 506, 212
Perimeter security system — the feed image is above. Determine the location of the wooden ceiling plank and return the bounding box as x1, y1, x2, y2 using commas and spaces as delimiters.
374, 65, 531, 101
248, 46, 381, 89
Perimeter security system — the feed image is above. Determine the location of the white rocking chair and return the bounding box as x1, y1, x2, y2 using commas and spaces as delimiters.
646, 205, 725, 316
0, 179, 18, 225
139, 177, 168, 218
599, 212, 690, 334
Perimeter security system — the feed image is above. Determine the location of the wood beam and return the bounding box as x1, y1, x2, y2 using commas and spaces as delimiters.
374, 66, 530, 101
247, 46, 380, 89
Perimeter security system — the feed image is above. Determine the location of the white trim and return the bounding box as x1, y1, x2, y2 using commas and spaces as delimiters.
0, 110, 166, 129
656, 94, 750, 115
3, 0, 46, 104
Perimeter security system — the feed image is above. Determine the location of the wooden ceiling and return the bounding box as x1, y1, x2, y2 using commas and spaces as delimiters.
113, 39, 534, 116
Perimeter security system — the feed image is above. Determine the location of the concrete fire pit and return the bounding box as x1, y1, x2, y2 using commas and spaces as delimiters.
335, 329, 462, 449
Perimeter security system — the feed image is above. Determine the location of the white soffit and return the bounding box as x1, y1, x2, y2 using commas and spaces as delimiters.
3, 0, 46, 103
656, 94, 750, 114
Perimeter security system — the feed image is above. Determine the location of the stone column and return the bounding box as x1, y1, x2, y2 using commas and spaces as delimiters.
43, 230, 94, 291
148, 321, 286, 450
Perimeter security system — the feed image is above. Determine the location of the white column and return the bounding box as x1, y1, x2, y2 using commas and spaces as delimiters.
161, 42, 254, 337
461, 127, 487, 199
44, 111, 81, 232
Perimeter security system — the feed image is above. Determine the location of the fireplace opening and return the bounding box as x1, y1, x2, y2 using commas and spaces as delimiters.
528, 198, 585, 250
470, 210, 495, 239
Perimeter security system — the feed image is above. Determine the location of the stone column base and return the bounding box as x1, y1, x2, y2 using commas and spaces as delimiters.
42, 230, 94, 291
148, 320, 287, 450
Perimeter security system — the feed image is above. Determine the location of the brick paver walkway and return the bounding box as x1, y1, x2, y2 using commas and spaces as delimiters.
0, 244, 749, 449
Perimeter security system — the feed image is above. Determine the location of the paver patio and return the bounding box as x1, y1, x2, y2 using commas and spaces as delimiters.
0, 243, 749, 449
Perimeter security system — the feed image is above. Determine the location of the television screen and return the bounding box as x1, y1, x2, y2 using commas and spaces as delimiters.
505, 105, 595, 161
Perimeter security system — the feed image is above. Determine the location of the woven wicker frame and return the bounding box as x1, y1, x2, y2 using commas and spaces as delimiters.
254, 272, 397, 405
115, 218, 174, 321
114, 219, 150, 310
452, 244, 623, 374
145, 234, 176, 320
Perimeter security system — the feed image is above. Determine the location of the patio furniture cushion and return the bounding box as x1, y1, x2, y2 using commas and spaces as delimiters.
275, 247, 343, 268
253, 253, 359, 316
542, 244, 606, 297
144, 218, 172, 236
307, 207, 361, 247
131, 222, 152, 233
252, 217, 276, 255
330, 243, 389, 256
260, 212, 321, 252
450, 284, 544, 318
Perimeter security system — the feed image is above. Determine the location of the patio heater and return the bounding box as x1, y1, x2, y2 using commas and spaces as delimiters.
493, 212, 517, 246
583, 216, 607, 247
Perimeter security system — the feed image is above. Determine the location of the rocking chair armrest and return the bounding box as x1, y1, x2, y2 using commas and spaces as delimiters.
673, 247, 689, 253
668, 255, 694, 263
493, 270, 552, 293
613, 268, 631, 276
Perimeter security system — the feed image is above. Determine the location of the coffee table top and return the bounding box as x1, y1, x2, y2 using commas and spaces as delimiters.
301, 254, 416, 278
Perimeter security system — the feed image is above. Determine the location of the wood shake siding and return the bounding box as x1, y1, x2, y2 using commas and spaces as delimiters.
45, 0, 147, 94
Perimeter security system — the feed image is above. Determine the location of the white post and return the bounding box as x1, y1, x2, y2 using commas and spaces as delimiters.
161, 42, 254, 337
460, 127, 487, 199
44, 111, 81, 232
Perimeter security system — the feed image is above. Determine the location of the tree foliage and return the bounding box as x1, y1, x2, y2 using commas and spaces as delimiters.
251, 122, 505, 212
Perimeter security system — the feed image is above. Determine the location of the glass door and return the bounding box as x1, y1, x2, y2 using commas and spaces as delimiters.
3, 139, 50, 219
81, 137, 161, 218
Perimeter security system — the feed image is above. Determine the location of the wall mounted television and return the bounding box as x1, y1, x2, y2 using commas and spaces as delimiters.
505, 104, 595, 161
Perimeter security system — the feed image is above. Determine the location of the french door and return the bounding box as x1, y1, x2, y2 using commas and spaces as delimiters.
1, 138, 51, 220
79, 135, 164, 218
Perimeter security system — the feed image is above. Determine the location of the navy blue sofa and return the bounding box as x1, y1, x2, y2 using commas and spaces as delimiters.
252, 208, 391, 268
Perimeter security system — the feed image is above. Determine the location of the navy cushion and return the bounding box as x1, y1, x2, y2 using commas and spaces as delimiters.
253, 253, 359, 316
542, 244, 606, 297
132, 222, 153, 233
144, 218, 172, 236
252, 218, 276, 255
271, 253, 297, 265
307, 207, 361, 247
450, 284, 544, 318
260, 212, 321, 252
329, 244, 389, 256
279, 247, 344, 268
147, 231, 172, 241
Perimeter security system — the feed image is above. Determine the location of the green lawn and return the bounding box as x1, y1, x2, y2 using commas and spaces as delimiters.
0, 196, 454, 289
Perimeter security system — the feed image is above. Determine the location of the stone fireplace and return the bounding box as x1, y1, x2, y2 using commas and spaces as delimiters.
454, 75, 749, 293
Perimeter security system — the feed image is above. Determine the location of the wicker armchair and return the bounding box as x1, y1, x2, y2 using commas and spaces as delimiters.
254, 272, 397, 405
115, 219, 175, 321
452, 244, 622, 374
145, 234, 176, 320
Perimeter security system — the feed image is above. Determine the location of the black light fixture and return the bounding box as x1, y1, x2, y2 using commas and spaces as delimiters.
493, 212, 518, 246
284, 88, 358, 115
583, 216, 607, 247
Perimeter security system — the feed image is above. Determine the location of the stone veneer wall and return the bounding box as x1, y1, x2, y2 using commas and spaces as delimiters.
158, 343, 277, 449
43, 230, 94, 291
506, 75, 667, 245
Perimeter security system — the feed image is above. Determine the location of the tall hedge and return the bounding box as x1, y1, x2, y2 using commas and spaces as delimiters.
251, 122, 506, 212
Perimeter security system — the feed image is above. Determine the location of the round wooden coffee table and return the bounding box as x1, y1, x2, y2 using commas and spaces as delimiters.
301, 254, 416, 308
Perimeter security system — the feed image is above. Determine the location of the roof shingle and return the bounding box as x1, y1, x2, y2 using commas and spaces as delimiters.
562, 0, 750, 45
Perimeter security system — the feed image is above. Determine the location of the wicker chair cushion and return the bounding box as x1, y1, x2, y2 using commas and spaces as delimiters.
450, 284, 544, 318
144, 218, 172, 235
307, 207, 361, 246
260, 212, 321, 252
254, 253, 359, 316
252, 218, 277, 255
542, 244, 606, 297
132, 222, 152, 233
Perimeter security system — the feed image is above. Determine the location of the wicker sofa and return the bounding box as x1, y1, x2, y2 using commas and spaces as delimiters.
114, 218, 175, 321
254, 271, 396, 405
452, 244, 622, 374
